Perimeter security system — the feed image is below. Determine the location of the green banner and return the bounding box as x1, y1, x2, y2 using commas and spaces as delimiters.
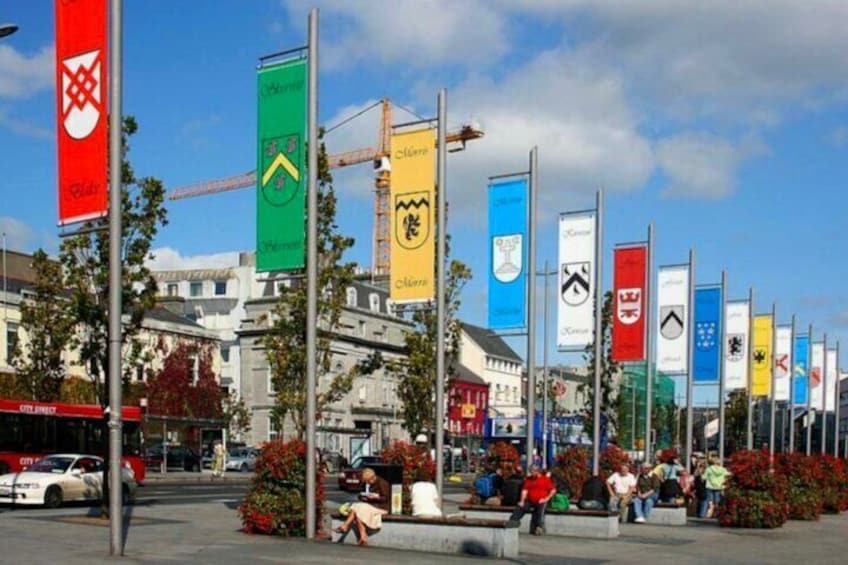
256, 58, 307, 272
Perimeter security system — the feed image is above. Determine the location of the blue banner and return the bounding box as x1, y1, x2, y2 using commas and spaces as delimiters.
793, 335, 809, 406
487, 178, 527, 329
693, 286, 722, 382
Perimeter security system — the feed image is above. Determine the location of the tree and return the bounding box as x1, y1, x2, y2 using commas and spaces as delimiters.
725, 389, 757, 455
390, 259, 472, 439
10, 250, 75, 401
58, 116, 168, 406
263, 135, 378, 438
579, 291, 622, 435
223, 391, 252, 441
144, 339, 222, 419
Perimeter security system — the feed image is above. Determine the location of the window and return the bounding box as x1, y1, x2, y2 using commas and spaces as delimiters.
380, 325, 389, 343
513, 387, 518, 404
189, 282, 203, 297
386, 299, 395, 316
214, 281, 227, 296
267, 368, 275, 395
191, 356, 199, 385
369, 293, 380, 313
5, 322, 18, 364
167, 283, 178, 297
269, 417, 279, 441
495, 384, 502, 402
358, 320, 367, 337
221, 346, 230, 363
134, 365, 145, 383
346, 287, 357, 307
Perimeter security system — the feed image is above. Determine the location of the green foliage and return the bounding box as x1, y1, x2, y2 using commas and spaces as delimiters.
223, 391, 252, 439
552, 446, 591, 498
239, 439, 324, 536
718, 449, 789, 529
56, 116, 168, 406
389, 259, 471, 438
579, 290, 621, 433
10, 250, 74, 401
263, 136, 375, 438
724, 389, 757, 455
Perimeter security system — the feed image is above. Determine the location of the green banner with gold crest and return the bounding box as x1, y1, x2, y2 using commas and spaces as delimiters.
256, 58, 306, 272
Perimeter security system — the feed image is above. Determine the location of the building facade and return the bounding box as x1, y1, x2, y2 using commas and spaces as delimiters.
459, 323, 525, 418
238, 279, 413, 460
447, 364, 489, 438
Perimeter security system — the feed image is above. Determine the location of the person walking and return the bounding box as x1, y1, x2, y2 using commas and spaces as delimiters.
703, 455, 729, 518
211, 440, 226, 479
606, 463, 637, 522
632, 462, 660, 523
508, 465, 556, 535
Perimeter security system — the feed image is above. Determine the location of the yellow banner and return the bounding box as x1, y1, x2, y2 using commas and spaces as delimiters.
751, 315, 773, 396
390, 128, 435, 302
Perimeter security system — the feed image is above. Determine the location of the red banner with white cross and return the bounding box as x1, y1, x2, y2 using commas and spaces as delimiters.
612, 245, 648, 362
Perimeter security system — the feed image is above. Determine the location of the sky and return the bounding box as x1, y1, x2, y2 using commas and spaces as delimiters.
2, 1, 848, 402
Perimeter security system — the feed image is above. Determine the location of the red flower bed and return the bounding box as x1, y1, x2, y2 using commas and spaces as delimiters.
380, 441, 435, 514
718, 448, 788, 529
552, 446, 590, 498
818, 455, 848, 513
485, 441, 520, 476
776, 453, 824, 520
239, 439, 324, 536
599, 445, 631, 481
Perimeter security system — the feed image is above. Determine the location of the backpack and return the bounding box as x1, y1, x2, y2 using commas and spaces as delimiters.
474, 474, 496, 499
549, 493, 570, 511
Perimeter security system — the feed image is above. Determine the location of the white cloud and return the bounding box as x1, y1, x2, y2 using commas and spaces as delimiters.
0, 44, 54, 99
147, 247, 241, 271
0, 216, 36, 251
0, 107, 52, 140
283, 0, 508, 69
656, 132, 766, 199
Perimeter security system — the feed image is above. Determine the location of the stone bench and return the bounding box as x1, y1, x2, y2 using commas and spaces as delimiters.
646, 502, 687, 526
458, 504, 620, 539
330, 513, 519, 558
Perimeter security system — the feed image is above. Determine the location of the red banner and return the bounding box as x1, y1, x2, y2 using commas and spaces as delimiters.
55, 0, 108, 225
612, 245, 647, 362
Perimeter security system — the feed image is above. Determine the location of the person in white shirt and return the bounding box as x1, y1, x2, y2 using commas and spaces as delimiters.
411, 468, 442, 518
606, 463, 636, 522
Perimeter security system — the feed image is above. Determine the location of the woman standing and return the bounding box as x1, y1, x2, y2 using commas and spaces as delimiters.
211, 440, 226, 479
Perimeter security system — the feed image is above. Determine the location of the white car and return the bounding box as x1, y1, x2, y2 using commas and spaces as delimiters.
0, 454, 137, 508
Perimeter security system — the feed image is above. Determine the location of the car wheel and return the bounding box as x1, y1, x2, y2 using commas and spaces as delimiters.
44, 486, 63, 509
240, 463, 248, 473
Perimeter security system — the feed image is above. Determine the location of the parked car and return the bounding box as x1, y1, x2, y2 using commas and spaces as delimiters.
225, 447, 260, 473
144, 445, 202, 472
337, 456, 391, 492
0, 454, 137, 508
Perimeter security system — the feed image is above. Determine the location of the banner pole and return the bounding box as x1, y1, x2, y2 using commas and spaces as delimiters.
107, 0, 124, 555
821, 333, 828, 455
788, 315, 796, 453
746, 288, 755, 450
525, 146, 538, 471
718, 270, 727, 464
645, 223, 655, 464
834, 341, 841, 456
541, 260, 550, 469
684, 249, 695, 467
304, 7, 319, 540
591, 189, 604, 476
434, 88, 448, 501
806, 324, 813, 455
769, 303, 777, 461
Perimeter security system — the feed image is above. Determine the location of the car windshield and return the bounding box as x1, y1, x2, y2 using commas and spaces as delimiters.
228, 448, 244, 457
351, 456, 380, 468
28, 456, 75, 474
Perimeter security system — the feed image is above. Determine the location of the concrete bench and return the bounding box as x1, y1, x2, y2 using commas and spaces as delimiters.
646, 502, 687, 526
330, 513, 519, 558
458, 504, 619, 539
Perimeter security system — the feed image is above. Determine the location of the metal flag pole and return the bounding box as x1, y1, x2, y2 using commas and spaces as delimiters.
434, 88, 448, 500
525, 146, 538, 471
591, 190, 604, 476
304, 7, 319, 540
541, 260, 550, 468
834, 341, 841, 456
644, 223, 655, 464
107, 0, 124, 555
769, 303, 777, 460
821, 332, 828, 455
684, 249, 695, 467
746, 287, 755, 450
788, 315, 796, 453
718, 270, 728, 464
806, 324, 813, 456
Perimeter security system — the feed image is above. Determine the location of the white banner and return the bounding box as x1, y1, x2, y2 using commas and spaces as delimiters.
774, 326, 792, 401
810, 342, 824, 409
557, 211, 596, 350
724, 301, 750, 390
826, 349, 837, 412
656, 265, 689, 373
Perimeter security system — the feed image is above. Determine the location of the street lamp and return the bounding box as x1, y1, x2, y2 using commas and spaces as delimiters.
0, 24, 19, 39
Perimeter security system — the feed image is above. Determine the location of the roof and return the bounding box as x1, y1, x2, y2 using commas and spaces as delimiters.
453, 364, 487, 386
461, 322, 523, 363
144, 307, 203, 329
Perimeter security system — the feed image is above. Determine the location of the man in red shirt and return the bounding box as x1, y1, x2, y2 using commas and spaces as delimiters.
508, 465, 557, 535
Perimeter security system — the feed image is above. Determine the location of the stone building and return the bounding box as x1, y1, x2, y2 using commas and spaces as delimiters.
459, 322, 525, 418
237, 279, 413, 460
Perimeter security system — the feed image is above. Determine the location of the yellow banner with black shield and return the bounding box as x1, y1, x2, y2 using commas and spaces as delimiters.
390, 128, 436, 302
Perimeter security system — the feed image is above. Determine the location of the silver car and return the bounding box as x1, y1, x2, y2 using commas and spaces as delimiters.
225, 448, 259, 472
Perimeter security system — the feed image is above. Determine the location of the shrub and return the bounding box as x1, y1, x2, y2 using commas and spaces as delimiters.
552, 446, 590, 499
380, 441, 435, 515
485, 441, 520, 476
776, 453, 823, 520
239, 439, 324, 536
599, 445, 630, 481
818, 455, 848, 513
718, 448, 788, 529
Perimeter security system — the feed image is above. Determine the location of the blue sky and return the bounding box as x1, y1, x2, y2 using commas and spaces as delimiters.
2, 1, 848, 396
